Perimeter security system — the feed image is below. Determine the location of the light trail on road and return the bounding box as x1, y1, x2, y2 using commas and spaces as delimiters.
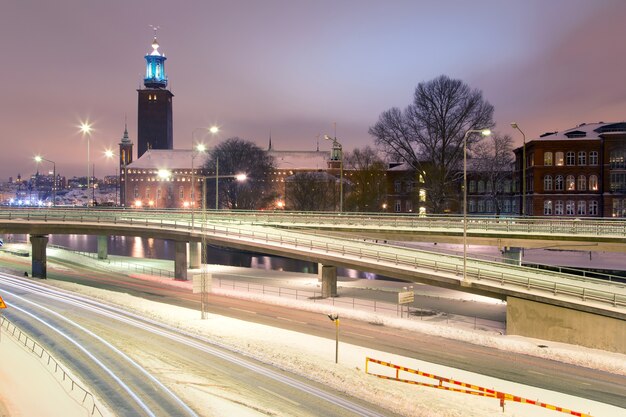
0, 272, 397, 417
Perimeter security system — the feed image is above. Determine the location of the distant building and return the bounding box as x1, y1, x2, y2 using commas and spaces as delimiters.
514, 122, 626, 217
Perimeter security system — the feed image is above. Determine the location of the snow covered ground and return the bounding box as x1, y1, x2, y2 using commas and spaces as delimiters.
2, 270, 624, 417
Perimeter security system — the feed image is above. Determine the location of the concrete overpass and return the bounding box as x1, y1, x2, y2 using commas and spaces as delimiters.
1, 208, 625, 353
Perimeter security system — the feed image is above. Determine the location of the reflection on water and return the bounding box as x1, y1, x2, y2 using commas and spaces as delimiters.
4, 234, 387, 279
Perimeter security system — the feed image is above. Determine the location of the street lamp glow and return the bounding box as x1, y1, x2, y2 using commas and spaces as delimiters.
104, 149, 114, 159
196, 144, 207, 153
209, 125, 219, 134
462, 128, 492, 285
34, 156, 43, 163
235, 173, 247, 181
79, 121, 92, 135
79, 120, 94, 206
158, 169, 171, 179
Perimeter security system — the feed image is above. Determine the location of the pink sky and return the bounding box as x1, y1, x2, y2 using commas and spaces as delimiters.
2, 0, 626, 180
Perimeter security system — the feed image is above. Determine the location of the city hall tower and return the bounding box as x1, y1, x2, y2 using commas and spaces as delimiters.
137, 33, 173, 157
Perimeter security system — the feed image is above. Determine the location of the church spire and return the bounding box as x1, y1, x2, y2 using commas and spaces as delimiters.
268, 129, 272, 150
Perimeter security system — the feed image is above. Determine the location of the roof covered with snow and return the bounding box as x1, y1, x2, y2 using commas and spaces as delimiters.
268, 150, 330, 170
535, 122, 626, 141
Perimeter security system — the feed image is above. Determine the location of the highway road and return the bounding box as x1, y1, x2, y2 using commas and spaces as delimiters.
1, 251, 625, 410
0, 273, 400, 417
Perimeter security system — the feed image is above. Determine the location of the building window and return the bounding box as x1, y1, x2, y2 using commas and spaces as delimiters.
589, 201, 598, 216
528, 152, 534, 167
157, 188, 161, 200
486, 180, 493, 193
578, 151, 586, 166
577, 201, 586, 216
504, 180, 511, 193
395, 199, 401, 212
179, 186, 184, 199
566, 200, 575, 215
566, 175, 575, 191
555, 175, 564, 191
145, 186, 151, 199
477, 200, 485, 213
544, 152, 553, 166
610, 173, 626, 192
419, 189, 426, 202
609, 149, 626, 169
486, 200, 493, 212
405, 200, 413, 212
555, 200, 564, 216
544, 200, 553, 215
577, 175, 586, 191
555, 152, 564, 166
590, 151, 598, 165
394, 181, 401, 193
612, 199, 626, 217
134, 186, 139, 198
469, 180, 476, 193
589, 175, 599, 191
477, 180, 485, 193
544, 175, 553, 191
566, 151, 575, 166
503, 199, 511, 213
469, 199, 476, 213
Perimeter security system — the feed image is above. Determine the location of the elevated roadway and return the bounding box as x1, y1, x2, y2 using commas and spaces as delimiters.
1, 208, 626, 353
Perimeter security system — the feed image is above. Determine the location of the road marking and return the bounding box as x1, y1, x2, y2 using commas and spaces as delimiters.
229, 307, 257, 315
276, 316, 307, 325
527, 370, 546, 376
344, 331, 374, 339
257, 386, 300, 407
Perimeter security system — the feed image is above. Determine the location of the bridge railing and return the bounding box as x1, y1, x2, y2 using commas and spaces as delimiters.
2, 210, 626, 310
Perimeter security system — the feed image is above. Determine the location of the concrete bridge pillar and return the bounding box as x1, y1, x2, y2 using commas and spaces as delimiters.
30, 234, 49, 278
501, 246, 522, 266
188, 242, 201, 269
97, 235, 108, 260
174, 241, 188, 280
320, 265, 337, 298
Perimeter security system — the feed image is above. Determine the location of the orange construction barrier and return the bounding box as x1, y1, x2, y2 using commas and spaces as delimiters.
365, 357, 592, 417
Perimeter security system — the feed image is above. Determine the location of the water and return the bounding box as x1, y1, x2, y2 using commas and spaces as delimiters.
4, 234, 386, 279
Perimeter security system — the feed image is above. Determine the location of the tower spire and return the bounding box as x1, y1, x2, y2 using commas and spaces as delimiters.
144, 26, 167, 89
268, 129, 272, 150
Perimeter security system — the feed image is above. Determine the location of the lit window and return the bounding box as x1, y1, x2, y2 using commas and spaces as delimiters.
544, 200, 553, 215
555, 152, 564, 166
566, 175, 575, 191
544, 152, 553, 166
419, 189, 426, 202
589, 175, 598, 191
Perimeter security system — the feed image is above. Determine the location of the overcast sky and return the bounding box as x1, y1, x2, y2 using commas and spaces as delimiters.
2, 0, 625, 179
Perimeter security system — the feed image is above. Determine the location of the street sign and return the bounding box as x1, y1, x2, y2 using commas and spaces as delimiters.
0, 295, 7, 309
398, 291, 414, 305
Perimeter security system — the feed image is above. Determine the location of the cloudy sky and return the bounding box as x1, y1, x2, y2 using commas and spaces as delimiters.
2, 0, 625, 179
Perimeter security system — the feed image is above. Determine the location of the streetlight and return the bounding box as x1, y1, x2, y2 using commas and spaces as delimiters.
327, 313, 340, 363
462, 128, 491, 284
324, 134, 343, 212
79, 121, 93, 206
34, 155, 56, 206
191, 126, 219, 226
511, 122, 526, 216
104, 149, 128, 207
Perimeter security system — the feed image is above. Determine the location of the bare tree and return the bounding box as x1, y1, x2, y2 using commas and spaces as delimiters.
369, 75, 494, 213
202, 137, 276, 209
343, 146, 387, 212
285, 172, 337, 211
470, 133, 514, 215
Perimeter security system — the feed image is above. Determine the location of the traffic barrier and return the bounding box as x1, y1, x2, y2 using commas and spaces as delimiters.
365, 357, 592, 416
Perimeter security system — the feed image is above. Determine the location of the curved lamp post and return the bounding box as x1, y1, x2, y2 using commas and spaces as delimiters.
79, 121, 93, 207
511, 122, 526, 216
191, 126, 219, 226
34, 155, 56, 206
104, 149, 128, 207
463, 128, 491, 284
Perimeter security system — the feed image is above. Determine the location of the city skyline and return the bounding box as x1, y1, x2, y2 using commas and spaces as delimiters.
2, 0, 626, 180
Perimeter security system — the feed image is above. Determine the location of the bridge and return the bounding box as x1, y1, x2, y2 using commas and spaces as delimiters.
1, 208, 625, 354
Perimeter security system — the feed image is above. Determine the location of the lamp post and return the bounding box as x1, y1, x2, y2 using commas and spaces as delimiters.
511, 122, 526, 216
327, 313, 340, 363
79, 121, 93, 207
324, 134, 343, 212
203, 172, 247, 211
34, 155, 56, 206
191, 126, 219, 226
104, 150, 127, 207
462, 128, 491, 284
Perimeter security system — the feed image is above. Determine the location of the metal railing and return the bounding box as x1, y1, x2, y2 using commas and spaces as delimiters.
0, 316, 105, 417
214, 278, 504, 333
